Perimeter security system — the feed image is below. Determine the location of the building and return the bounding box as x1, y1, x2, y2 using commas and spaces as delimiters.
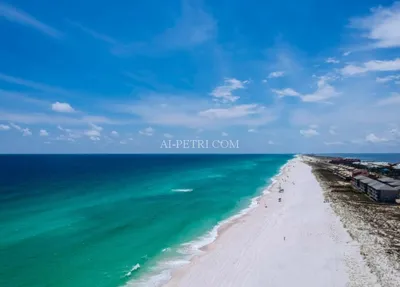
329, 158, 360, 165
359, 177, 377, 193
367, 181, 399, 203
352, 175, 400, 203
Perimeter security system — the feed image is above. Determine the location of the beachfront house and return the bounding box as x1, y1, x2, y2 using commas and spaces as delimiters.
367, 181, 399, 203
358, 177, 377, 193
352, 175, 366, 190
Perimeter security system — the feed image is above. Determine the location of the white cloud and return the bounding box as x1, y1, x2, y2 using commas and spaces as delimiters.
44, 141, 51, 144
309, 124, 318, 129
52, 102, 75, 113
324, 141, 344, 145
0, 124, 10, 131
326, 57, 339, 64
120, 140, 127, 144
272, 88, 301, 97
89, 123, 103, 131
199, 104, 264, 119
365, 133, 388, 143
139, 127, 154, 136
300, 128, 319, 137
329, 126, 337, 135
262, 79, 268, 83
0, 3, 62, 38
10, 122, 22, 130
39, 129, 49, 136
89, 136, 100, 141
376, 74, 400, 83
350, 2, 400, 49
84, 129, 100, 137
119, 95, 276, 129
377, 93, 400, 106
301, 79, 339, 103
268, 71, 285, 78
341, 58, 400, 75
110, 130, 119, 137
273, 78, 339, 103
248, 129, 257, 133
343, 51, 351, 56
22, 128, 32, 136
221, 132, 228, 136
210, 78, 248, 103
9, 122, 31, 136
268, 140, 274, 145
164, 133, 173, 138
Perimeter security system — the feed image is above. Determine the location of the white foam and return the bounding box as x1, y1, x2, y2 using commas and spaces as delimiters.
125, 158, 295, 287
125, 263, 141, 277
171, 189, 193, 193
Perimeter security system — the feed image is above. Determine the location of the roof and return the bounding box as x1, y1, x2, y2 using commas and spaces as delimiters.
368, 181, 396, 191
388, 180, 400, 187
360, 178, 377, 184
354, 175, 367, 180
378, 177, 397, 183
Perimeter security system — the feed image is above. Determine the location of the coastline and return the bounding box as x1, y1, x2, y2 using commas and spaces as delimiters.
127, 157, 295, 287
161, 156, 379, 287
305, 156, 400, 287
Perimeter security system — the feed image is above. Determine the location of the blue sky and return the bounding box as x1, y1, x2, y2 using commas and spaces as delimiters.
0, 0, 400, 153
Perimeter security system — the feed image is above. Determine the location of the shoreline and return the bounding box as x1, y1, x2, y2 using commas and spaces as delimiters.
305, 156, 400, 287
127, 157, 295, 287
162, 156, 379, 287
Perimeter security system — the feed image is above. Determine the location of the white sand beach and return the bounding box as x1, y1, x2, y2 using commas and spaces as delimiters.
164, 158, 380, 287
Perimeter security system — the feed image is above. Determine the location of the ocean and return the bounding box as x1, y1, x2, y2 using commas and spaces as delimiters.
0, 154, 292, 287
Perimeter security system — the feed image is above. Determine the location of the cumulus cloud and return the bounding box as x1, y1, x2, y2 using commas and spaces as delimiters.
89, 123, 103, 131
139, 127, 154, 136
110, 130, 119, 137
9, 122, 31, 136
326, 57, 339, 64
350, 2, 400, 49
248, 129, 257, 133
300, 128, 319, 137
0, 124, 10, 130
365, 133, 388, 143
84, 129, 100, 137
164, 133, 173, 138
210, 78, 248, 103
273, 78, 339, 103
221, 132, 228, 136
272, 88, 301, 97
268, 71, 285, 78
51, 102, 75, 113
341, 58, 400, 75
39, 129, 49, 136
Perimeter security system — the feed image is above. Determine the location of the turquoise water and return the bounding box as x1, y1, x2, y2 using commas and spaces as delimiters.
0, 154, 292, 287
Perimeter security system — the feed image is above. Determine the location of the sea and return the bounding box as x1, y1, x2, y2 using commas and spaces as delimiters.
0, 154, 292, 287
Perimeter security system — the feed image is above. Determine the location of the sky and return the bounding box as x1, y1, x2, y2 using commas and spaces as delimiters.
0, 0, 400, 154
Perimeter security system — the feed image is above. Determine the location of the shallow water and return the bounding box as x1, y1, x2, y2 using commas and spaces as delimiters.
0, 154, 292, 287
